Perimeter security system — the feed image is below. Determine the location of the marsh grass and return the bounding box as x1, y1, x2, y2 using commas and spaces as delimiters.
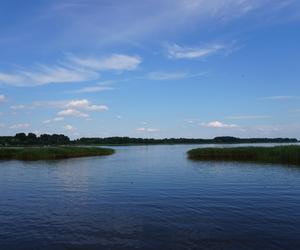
187, 146, 300, 166
0, 146, 114, 161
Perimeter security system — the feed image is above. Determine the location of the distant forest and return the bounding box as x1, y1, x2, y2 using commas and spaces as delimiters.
0, 133, 298, 146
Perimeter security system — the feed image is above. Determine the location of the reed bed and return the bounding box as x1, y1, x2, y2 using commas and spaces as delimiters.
0, 146, 114, 161
187, 146, 300, 166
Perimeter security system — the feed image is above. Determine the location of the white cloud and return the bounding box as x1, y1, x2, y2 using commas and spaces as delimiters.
87, 105, 108, 111
53, 117, 64, 122
222, 123, 300, 138
69, 54, 142, 71
72, 80, 118, 94
43, 117, 64, 124
201, 121, 238, 128
147, 128, 160, 132
0, 94, 5, 103
32, 100, 67, 109
11, 100, 67, 111
262, 95, 296, 100
10, 105, 26, 110
227, 115, 271, 120
9, 123, 30, 129
255, 125, 281, 133
63, 124, 76, 131
0, 65, 98, 87
57, 99, 108, 118
74, 85, 114, 93
249, 123, 300, 137
10, 104, 35, 110
47, 0, 296, 48
148, 71, 189, 80
66, 99, 91, 109
57, 109, 89, 118
0, 123, 5, 128
166, 43, 226, 59
66, 99, 108, 111
23, 65, 96, 86
11, 99, 108, 120
147, 71, 207, 80
0, 73, 23, 84
290, 108, 300, 114
136, 127, 160, 132
177, 0, 271, 19
0, 54, 141, 87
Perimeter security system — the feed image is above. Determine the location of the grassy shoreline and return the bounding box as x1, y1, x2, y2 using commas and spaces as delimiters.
0, 146, 115, 161
187, 146, 300, 166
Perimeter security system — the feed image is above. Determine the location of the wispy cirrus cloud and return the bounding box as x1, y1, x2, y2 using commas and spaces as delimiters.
73, 80, 115, 94
262, 95, 297, 100
0, 73, 23, 85
136, 127, 160, 133
0, 54, 141, 87
227, 115, 271, 120
166, 43, 227, 59
44, 0, 297, 48
74, 86, 114, 94
11, 99, 108, 112
0, 94, 5, 103
9, 123, 31, 129
147, 71, 207, 80
10, 104, 35, 110
290, 108, 300, 114
0, 65, 97, 87
68, 54, 141, 71
148, 71, 188, 80
43, 117, 64, 124
10, 100, 67, 111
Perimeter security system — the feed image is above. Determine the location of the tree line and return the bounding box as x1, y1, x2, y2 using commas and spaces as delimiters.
74, 136, 298, 145
0, 133, 70, 146
0, 134, 298, 146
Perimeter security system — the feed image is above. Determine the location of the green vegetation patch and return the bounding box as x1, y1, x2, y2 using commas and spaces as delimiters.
0, 146, 114, 161
187, 146, 300, 166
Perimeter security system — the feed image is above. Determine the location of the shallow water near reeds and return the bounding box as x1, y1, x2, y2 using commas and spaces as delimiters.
1, 144, 300, 249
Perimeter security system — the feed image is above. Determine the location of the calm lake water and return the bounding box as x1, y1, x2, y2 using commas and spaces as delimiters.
1, 144, 300, 250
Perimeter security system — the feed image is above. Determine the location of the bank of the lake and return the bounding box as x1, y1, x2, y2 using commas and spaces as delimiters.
0, 146, 114, 161
188, 145, 300, 166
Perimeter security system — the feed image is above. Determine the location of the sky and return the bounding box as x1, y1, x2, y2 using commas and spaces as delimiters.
0, 0, 300, 139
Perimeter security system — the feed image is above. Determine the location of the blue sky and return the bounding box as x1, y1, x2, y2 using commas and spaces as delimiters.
0, 0, 300, 138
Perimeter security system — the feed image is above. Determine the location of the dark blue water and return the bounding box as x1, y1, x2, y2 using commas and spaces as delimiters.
1, 144, 300, 250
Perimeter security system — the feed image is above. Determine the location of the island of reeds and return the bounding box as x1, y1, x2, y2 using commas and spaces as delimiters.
187, 146, 300, 166
0, 147, 115, 161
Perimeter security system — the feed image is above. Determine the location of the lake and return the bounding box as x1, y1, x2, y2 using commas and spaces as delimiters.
1, 144, 300, 249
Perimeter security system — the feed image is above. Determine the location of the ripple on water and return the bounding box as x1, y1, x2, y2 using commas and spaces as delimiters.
1, 144, 300, 249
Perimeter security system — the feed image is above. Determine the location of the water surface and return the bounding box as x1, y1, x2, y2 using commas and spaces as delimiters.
1, 144, 300, 249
